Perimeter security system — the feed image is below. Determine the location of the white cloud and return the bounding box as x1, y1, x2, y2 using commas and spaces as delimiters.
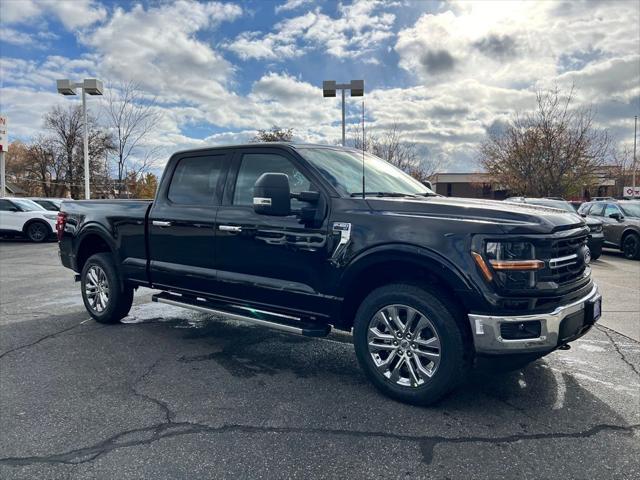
81, 1, 242, 104
275, 0, 313, 14
0, 27, 36, 46
390, 0, 640, 169
1, 0, 107, 29
226, 0, 396, 61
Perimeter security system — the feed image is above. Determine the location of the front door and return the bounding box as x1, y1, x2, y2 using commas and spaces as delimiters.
602, 203, 626, 247
214, 149, 333, 317
148, 151, 231, 294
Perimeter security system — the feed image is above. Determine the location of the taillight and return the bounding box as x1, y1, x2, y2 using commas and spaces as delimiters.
56, 212, 67, 241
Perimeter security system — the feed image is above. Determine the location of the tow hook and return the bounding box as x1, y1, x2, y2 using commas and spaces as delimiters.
558, 344, 571, 350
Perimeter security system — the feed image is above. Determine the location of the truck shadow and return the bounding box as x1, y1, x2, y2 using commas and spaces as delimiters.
161, 314, 635, 423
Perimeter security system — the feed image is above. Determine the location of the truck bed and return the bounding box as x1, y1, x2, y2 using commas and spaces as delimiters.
59, 199, 153, 285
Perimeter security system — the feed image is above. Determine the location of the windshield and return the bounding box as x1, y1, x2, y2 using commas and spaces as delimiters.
12, 199, 46, 211
620, 202, 640, 218
296, 147, 434, 197
527, 199, 575, 213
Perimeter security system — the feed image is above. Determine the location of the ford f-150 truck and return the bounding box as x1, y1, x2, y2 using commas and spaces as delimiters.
58, 144, 602, 405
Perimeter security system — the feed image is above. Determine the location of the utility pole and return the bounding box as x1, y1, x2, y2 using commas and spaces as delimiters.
0, 115, 7, 198
633, 115, 637, 198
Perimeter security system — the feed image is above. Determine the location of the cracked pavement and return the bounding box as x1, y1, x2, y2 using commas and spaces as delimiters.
1, 242, 639, 479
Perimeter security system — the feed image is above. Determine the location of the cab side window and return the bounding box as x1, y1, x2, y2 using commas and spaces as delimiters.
168, 155, 226, 206
233, 153, 311, 209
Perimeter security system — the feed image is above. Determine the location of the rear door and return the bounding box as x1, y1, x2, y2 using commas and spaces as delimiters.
148, 151, 231, 294
213, 148, 333, 316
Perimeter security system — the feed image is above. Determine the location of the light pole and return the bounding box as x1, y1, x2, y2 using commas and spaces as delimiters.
56, 78, 103, 199
633, 115, 637, 198
323, 80, 364, 146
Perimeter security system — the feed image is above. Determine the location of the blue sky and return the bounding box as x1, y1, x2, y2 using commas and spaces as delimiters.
1, 0, 639, 172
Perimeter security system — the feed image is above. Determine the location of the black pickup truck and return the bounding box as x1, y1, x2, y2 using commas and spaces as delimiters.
58, 144, 601, 405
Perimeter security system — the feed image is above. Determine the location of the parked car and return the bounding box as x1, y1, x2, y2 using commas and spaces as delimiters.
505, 197, 604, 260
0, 197, 58, 242
568, 200, 583, 211
28, 197, 64, 211
578, 200, 640, 259
58, 144, 601, 405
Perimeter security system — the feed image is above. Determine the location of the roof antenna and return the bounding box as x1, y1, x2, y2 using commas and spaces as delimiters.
362, 100, 365, 199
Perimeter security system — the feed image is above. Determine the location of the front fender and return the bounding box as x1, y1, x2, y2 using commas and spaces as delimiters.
337, 243, 478, 299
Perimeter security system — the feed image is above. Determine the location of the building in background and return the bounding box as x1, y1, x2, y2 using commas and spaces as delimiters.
431, 173, 509, 199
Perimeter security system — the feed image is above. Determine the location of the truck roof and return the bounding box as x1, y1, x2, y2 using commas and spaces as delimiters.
171, 143, 358, 156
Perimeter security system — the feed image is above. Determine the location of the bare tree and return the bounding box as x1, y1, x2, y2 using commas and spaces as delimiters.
252, 126, 294, 142
350, 122, 441, 182
606, 145, 636, 198
43, 104, 114, 198
479, 86, 611, 198
44, 104, 83, 197
104, 81, 161, 197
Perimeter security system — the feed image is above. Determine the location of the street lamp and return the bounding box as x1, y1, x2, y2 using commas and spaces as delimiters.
323, 79, 364, 146
56, 78, 103, 199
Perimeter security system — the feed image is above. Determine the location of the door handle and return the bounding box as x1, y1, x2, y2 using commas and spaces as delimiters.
152, 220, 172, 227
219, 225, 242, 233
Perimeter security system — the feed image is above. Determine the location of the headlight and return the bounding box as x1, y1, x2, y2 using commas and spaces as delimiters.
472, 241, 543, 289
590, 224, 603, 233
43, 213, 58, 220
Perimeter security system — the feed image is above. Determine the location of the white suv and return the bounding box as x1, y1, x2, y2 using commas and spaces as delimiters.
0, 197, 58, 242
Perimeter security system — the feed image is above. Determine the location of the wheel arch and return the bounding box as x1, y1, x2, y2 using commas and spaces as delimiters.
336, 244, 477, 345
75, 225, 118, 275
621, 228, 640, 244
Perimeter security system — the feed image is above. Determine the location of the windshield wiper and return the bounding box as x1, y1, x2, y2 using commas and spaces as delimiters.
350, 192, 418, 198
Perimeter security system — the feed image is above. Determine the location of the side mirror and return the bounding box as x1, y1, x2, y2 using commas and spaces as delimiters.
423, 180, 433, 190
253, 173, 291, 216
609, 212, 623, 221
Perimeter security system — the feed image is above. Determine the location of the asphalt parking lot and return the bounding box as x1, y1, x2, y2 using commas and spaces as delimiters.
1, 242, 638, 479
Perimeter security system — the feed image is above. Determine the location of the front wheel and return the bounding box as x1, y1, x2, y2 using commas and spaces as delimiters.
81, 253, 134, 324
353, 284, 468, 405
26, 221, 50, 243
622, 233, 640, 260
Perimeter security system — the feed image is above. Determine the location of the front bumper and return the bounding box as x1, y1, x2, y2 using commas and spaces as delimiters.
468, 284, 601, 354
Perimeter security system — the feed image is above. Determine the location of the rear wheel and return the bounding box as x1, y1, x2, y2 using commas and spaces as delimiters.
353, 284, 468, 405
81, 253, 134, 324
26, 221, 50, 243
622, 233, 640, 260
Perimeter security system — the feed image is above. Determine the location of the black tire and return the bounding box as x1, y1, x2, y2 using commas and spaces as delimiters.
25, 221, 50, 243
353, 283, 468, 406
81, 253, 134, 324
622, 233, 640, 260
590, 246, 601, 261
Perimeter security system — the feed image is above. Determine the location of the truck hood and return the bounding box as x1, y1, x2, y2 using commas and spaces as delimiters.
366, 196, 586, 234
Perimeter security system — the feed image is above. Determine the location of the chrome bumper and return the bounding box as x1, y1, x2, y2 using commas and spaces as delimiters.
468, 285, 601, 355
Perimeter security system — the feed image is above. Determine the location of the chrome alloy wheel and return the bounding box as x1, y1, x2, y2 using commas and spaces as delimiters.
367, 304, 441, 387
85, 265, 110, 313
